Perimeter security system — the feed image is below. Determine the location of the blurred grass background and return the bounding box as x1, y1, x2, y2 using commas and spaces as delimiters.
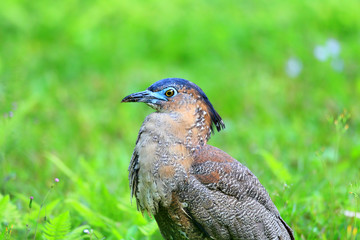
1, 0, 360, 239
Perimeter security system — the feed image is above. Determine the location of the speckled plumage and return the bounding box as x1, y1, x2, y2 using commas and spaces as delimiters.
122, 78, 294, 240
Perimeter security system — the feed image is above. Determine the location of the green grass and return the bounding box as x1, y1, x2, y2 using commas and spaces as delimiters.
1, 0, 360, 239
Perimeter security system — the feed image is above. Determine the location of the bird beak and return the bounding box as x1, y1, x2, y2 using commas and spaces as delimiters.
121, 90, 167, 103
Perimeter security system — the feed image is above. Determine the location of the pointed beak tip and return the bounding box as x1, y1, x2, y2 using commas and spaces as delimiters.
121, 95, 136, 103
120, 97, 128, 103
121, 90, 148, 103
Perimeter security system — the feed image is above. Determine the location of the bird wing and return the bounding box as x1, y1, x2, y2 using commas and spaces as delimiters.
128, 128, 144, 211
180, 144, 294, 240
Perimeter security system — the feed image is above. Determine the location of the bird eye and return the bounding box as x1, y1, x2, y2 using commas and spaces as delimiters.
165, 89, 175, 97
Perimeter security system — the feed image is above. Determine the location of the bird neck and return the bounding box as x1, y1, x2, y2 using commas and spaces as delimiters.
155, 105, 212, 149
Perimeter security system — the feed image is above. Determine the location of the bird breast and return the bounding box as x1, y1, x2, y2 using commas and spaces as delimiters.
132, 113, 193, 215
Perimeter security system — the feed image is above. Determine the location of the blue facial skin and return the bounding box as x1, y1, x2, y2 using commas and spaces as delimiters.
145, 87, 178, 109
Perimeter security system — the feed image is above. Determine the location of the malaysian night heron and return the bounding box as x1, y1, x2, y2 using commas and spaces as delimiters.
122, 78, 294, 240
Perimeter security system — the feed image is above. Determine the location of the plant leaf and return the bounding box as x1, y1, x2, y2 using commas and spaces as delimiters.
43, 211, 71, 240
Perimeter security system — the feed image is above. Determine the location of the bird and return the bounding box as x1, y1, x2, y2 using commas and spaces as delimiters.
122, 78, 294, 240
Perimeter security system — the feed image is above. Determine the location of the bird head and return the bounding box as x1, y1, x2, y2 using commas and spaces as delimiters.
122, 78, 225, 134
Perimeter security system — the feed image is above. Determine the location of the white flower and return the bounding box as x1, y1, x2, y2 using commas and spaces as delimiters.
343, 210, 360, 219
326, 38, 341, 57
314, 38, 341, 62
314, 45, 329, 62
285, 57, 303, 78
